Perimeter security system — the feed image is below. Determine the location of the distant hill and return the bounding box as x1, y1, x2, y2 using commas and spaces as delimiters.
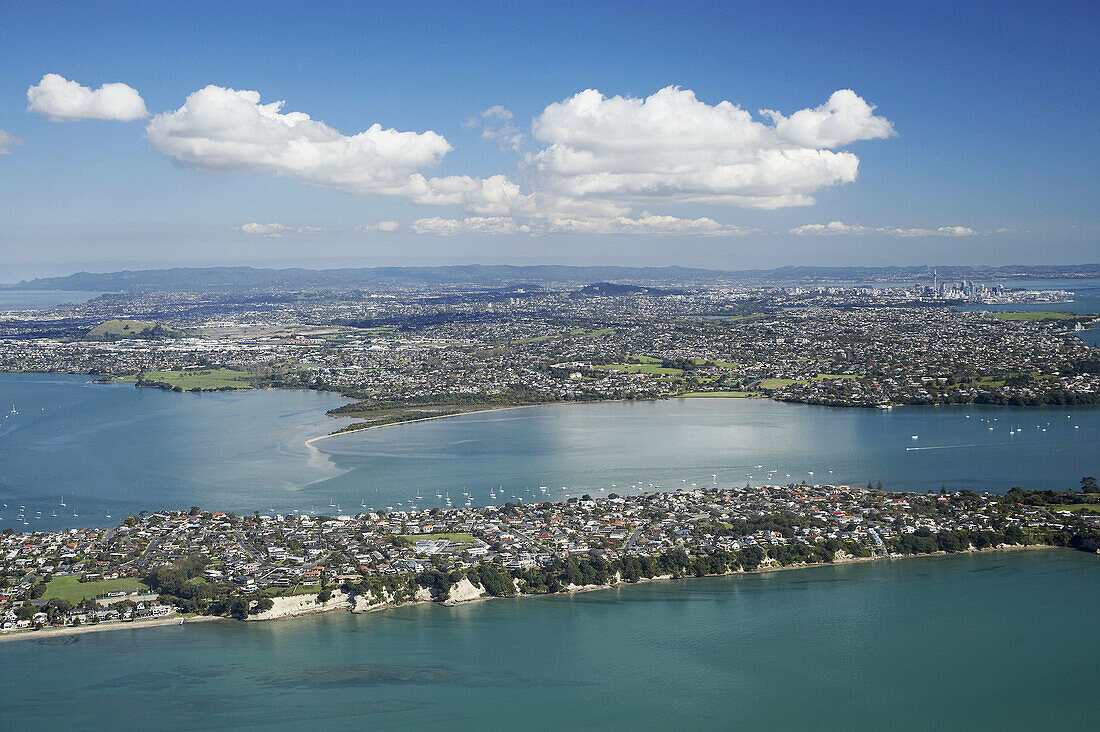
84, 319, 186, 341
8, 263, 1100, 293
573, 282, 679, 296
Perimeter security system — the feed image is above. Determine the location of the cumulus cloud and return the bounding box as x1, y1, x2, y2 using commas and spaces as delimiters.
140, 84, 896, 235
790, 221, 978, 237
412, 216, 531, 235
237, 222, 323, 237
761, 89, 896, 148
148, 85, 456, 200
27, 73, 148, 122
528, 86, 893, 210
0, 129, 25, 154
356, 221, 400, 233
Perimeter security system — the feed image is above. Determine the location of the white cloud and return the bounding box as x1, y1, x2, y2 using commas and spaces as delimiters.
411, 216, 531, 235
528, 86, 893, 210
546, 212, 757, 236
27, 74, 148, 122
790, 221, 979, 237
356, 221, 400, 233
144, 84, 896, 230
237, 222, 323, 237
761, 89, 896, 148
148, 86, 454, 200
411, 212, 754, 237
465, 105, 524, 152
481, 105, 513, 120
0, 129, 25, 155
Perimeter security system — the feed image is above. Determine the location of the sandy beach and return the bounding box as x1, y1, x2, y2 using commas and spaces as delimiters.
0, 614, 223, 643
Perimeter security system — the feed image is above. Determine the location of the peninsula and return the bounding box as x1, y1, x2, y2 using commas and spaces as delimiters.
3, 479, 1097, 638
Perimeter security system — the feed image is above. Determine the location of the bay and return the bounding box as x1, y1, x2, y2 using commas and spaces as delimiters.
1, 550, 1096, 730
315, 398, 1099, 510
0, 290, 104, 311
1, 373, 1099, 531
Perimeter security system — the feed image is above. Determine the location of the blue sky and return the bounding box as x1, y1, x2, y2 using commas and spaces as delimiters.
0, 0, 1096, 279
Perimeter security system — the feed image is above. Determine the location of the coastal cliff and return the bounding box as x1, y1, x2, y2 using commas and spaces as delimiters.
246, 590, 351, 621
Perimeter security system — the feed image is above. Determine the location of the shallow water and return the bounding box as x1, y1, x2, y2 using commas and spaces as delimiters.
2, 550, 1096, 730
1, 373, 1098, 530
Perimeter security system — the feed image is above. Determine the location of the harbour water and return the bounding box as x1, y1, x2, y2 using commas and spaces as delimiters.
1, 373, 1099, 530
1, 550, 1096, 730
0, 290, 104, 311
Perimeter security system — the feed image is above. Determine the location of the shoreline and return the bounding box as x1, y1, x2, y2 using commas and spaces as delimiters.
0, 614, 223, 643
5, 545, 1077, 642
305, 402, 558, 447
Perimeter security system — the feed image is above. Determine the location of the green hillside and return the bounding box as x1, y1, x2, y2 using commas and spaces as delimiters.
84, 319, 186, 341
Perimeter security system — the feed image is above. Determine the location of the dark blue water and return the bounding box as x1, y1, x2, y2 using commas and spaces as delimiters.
1, 374, 1098, 531
1, 550, 1096, 730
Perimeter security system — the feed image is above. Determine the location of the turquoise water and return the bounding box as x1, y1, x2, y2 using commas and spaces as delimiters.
0, 290, 104, 310
2, 550, 1097, 730
1, 373, 1099, 530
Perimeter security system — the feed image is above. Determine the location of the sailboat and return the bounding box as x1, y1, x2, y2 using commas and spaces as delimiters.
60, 496, 66, 507
9, 404, 17, 415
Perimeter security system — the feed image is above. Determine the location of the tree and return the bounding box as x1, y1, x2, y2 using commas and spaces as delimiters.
1081, 477, 1099, 493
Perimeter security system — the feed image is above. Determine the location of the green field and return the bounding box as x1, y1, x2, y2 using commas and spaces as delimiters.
396, 532, 477, 547
992, 311, 1079, 322
85, 319, 186, 341
758, 378, 807, 389
599, 363, 684, 375
681, 391, 760, 398
815, 373, 858, 380
42, 575, 150, 604
139, 367, 256, 390
1047, 504, 1100, 514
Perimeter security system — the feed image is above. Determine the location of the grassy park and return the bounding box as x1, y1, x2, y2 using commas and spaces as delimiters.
84, 319, 186, 341
42, 575, 150, 604
992, 311, 1079, 322
137, 368, 256, 390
